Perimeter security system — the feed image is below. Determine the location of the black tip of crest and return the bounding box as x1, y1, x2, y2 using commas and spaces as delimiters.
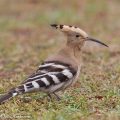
50, 24, 58, 28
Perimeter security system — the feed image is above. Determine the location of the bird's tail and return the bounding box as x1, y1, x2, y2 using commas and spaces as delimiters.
0, 93, 16, 104
0, 84, 25, 104
0, 90, 18, 104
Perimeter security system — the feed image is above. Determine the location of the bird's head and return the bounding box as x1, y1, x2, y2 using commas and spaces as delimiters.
51, 24, 108, 49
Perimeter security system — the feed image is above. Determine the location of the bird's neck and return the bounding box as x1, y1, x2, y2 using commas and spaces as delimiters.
59, 43, 82, 62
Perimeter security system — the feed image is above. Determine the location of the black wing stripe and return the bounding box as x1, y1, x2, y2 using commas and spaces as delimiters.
44, 75, 55, 85
69, 68, 77, 76
36, 80, 46, 87
39, 67, 63, 72
56, 73, 68, 82
26, 83, 34, 89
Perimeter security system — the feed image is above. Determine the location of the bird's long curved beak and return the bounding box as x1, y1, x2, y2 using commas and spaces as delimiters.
86, 37, 108, 47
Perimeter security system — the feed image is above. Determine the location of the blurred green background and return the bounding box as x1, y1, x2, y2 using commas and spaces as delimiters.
0, 0, 120, 120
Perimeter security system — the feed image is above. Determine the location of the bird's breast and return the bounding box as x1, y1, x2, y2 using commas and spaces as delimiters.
72, 65, 81, 85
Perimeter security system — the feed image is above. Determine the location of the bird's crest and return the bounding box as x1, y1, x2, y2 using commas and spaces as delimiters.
51, 24, 88, 37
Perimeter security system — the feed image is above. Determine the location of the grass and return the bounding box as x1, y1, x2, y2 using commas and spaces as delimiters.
0, 0, 120, 119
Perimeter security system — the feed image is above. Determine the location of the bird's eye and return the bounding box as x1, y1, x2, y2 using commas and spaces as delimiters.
76, 35, 80, 38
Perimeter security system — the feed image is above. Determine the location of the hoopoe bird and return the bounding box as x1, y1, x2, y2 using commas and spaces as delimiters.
0, 24, 108, 104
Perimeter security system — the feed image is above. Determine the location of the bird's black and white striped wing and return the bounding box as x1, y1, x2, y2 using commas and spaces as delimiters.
15, 61, 77, 94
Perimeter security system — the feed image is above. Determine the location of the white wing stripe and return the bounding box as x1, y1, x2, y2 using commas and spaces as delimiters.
12, 93, 18, 97
41, 78, 50, 86
52, 64, 67, 69
29, 74, 45, 80
32, 81, 39, 88
49, 74, 60, 84
24, 84, 28, 92
39, 63, 54, 68
62, 69, 73, 78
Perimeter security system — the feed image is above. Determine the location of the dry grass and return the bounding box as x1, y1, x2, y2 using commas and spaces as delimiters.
0, 0, 120, 120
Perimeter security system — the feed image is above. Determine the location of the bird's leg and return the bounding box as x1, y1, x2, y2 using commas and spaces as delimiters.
53, 93, 61, 101
48, 93, 52, 100
48, 93, 53, 101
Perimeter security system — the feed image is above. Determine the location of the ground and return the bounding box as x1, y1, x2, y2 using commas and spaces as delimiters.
0, 0, 120, 120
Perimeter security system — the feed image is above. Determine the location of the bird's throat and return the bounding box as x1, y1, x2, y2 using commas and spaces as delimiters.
61, 43, 82, 61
